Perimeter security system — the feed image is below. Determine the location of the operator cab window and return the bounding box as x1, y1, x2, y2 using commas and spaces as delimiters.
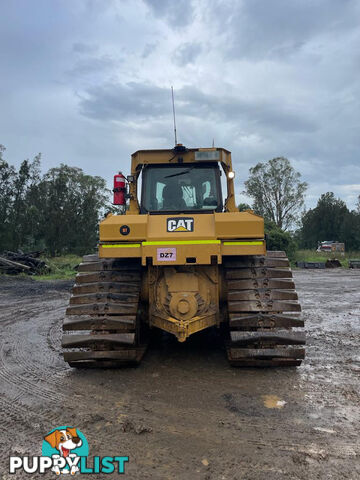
141, 164, 223, 213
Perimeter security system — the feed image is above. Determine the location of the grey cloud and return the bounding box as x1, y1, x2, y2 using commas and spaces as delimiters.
210, 0, 359, 60
173, 42, 202, 66
72, 42, 99, 54
68, 55, 115, 77
142, 0, 194, 27
84, 0, 117, 15
178, 86, 316, 133
79, 82, 172, 121
79, 81, 315, 134
142, 42, 158, 58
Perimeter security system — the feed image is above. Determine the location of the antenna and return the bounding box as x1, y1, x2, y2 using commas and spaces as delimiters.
171, 86, 178, 145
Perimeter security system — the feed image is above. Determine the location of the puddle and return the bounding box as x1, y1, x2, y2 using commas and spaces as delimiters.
262, 395, 287, 409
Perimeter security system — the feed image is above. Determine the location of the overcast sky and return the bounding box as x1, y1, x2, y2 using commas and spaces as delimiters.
1, 0, 359, 209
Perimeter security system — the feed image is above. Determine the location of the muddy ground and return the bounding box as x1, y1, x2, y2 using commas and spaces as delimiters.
0, 270, 359, 479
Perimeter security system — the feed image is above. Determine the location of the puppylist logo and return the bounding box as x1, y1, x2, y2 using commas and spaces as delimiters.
9, 426, 129, 475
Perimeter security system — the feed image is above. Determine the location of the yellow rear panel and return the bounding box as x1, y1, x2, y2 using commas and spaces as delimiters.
99, 211, 265, 264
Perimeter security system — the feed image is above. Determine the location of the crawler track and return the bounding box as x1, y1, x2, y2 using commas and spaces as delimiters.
62, 255, 148, 368
224, 251, 305, 367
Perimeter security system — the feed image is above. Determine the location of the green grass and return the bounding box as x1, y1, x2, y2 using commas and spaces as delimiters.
293, 249, 360, 268
32, 254, 83, 280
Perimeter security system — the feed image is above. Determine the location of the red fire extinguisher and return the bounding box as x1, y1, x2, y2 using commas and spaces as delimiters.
113, 172, 126, 205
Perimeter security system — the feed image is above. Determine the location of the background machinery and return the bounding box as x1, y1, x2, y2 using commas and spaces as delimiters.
316, 241, 345, 253
62, 146, 305, 368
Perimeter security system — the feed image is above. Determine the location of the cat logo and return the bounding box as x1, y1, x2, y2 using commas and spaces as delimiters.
167, 217, 194, 232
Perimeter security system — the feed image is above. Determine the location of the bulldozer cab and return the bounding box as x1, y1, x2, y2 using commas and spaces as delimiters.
127, 147, 237, 214
140, 162, 223, 213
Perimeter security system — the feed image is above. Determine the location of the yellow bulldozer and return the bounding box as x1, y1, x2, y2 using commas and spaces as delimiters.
62, 145, 305, 368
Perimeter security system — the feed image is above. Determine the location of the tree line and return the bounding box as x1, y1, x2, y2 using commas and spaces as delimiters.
241, 156, 360, 254
0, 145, 111, 256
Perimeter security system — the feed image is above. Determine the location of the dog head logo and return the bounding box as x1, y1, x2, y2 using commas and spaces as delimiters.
44, 428, 82, 458
42, 426, 88, 475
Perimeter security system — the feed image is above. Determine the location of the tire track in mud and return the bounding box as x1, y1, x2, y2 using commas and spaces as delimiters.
0, 303, 46, 327
0, 342, 64, 403
0, 293, 69, 438
0, 395, 61, 434
13, 317, 66, 388
47, 315, 64, 355
15, 306, 66, 374
0, 299, 68, 403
